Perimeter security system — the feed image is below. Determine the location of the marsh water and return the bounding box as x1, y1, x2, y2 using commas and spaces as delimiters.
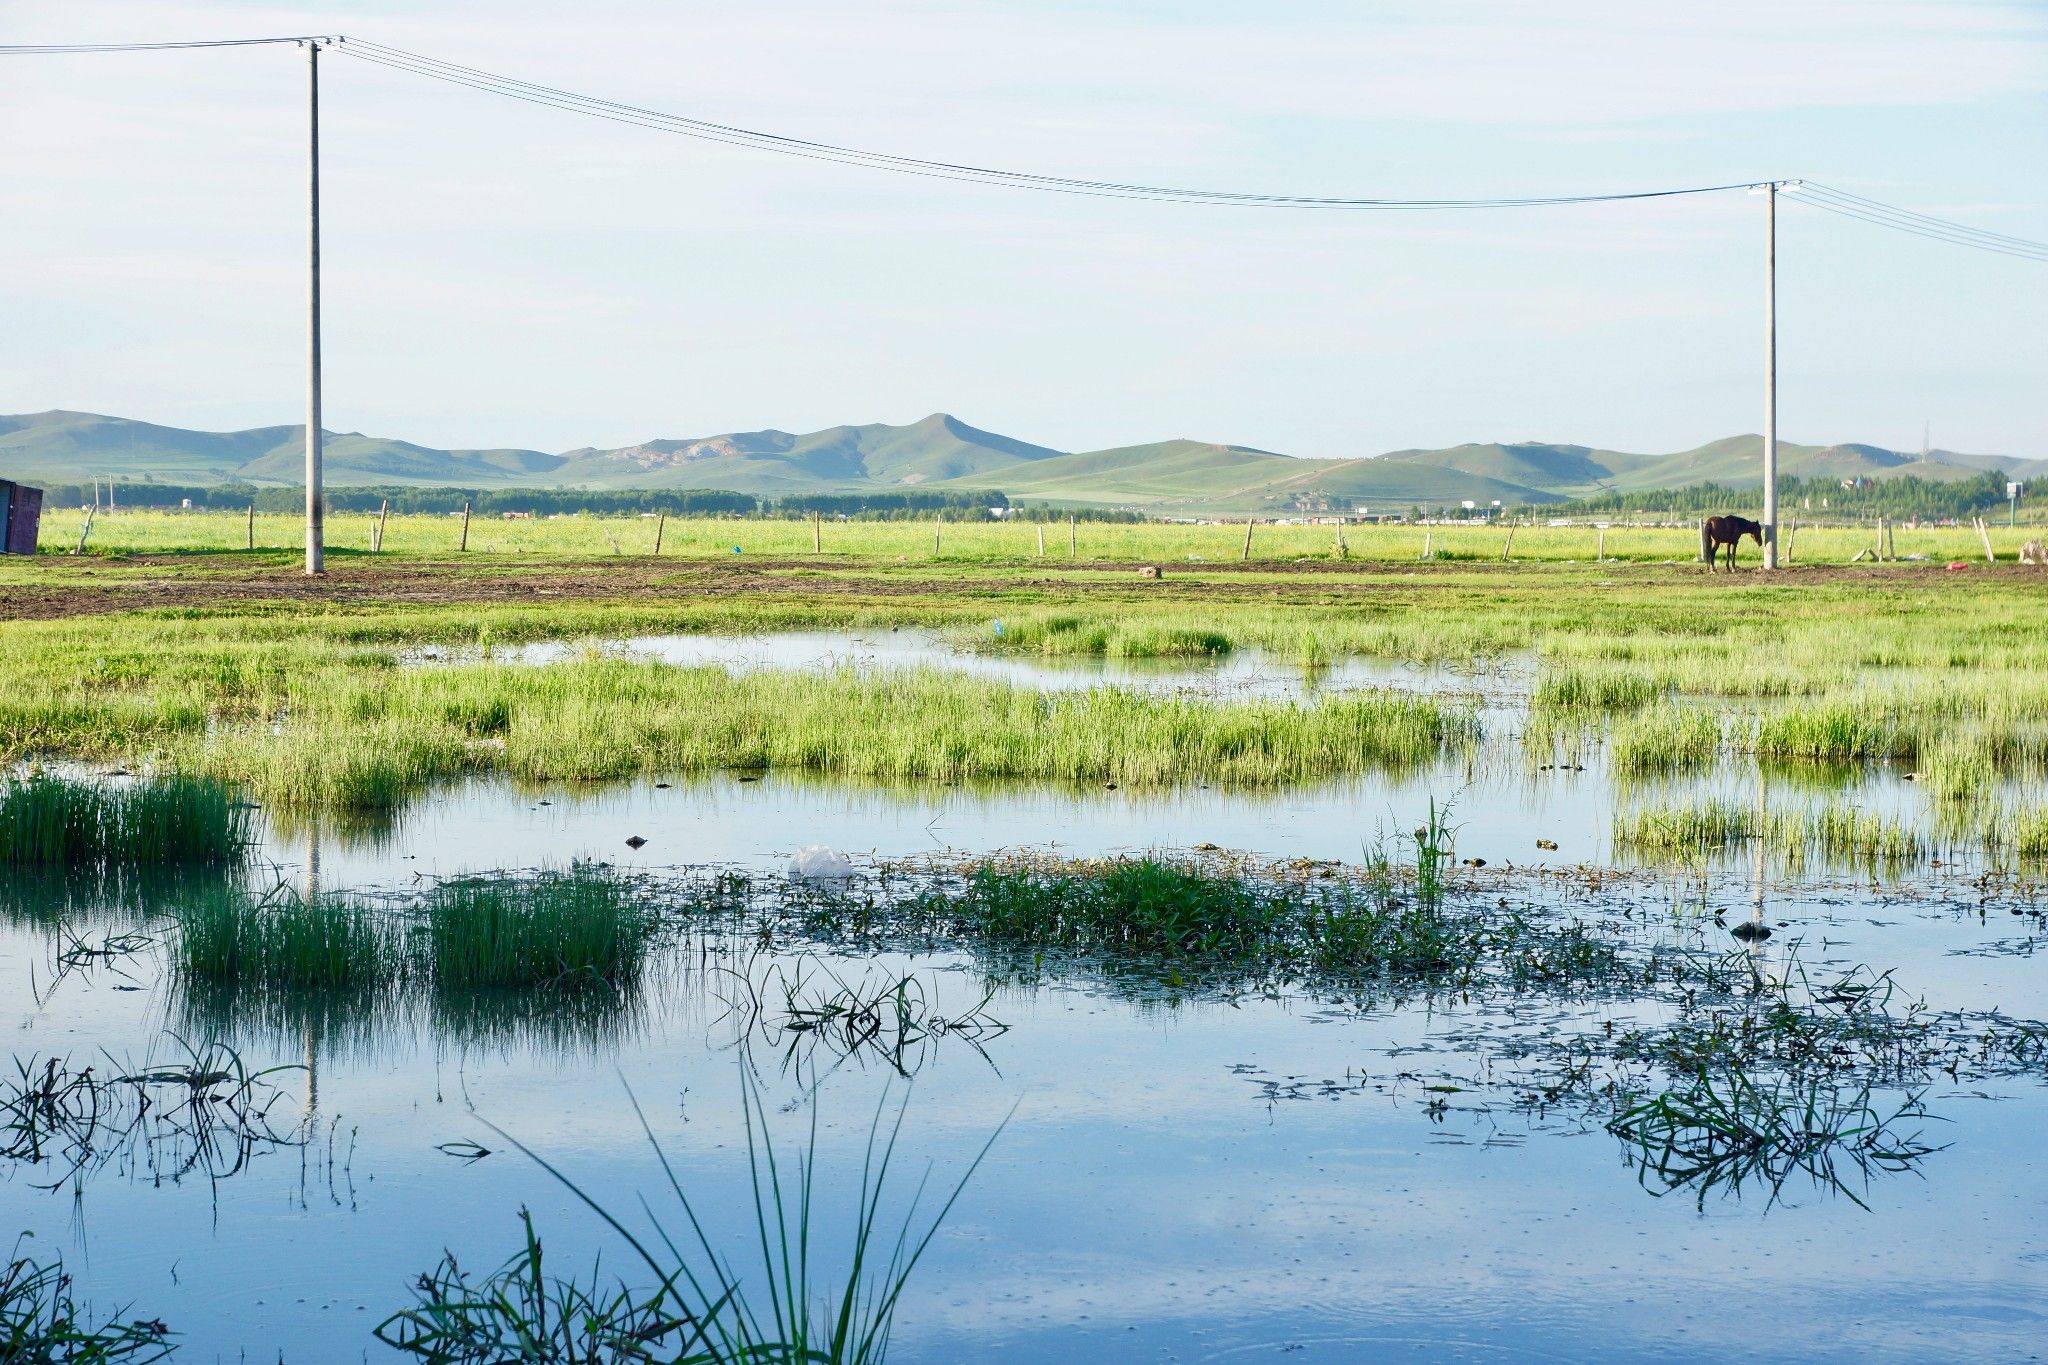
6, 632, 2046, 1361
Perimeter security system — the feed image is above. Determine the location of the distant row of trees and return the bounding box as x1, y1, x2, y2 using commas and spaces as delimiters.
60, 470, 2009, 525
36, 480, 1153, 522
1536, 469, 2022, 522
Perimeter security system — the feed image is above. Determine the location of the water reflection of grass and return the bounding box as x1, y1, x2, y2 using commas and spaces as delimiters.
0, 864, 244, 931
1609, 1068, 1942, 1211
1613, 797, 1924, 870
165, 867, 660, 1057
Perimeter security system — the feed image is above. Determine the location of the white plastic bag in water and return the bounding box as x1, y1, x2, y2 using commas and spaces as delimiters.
787, 844, 854, 880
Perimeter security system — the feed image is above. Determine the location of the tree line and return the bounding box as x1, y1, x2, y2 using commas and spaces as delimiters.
1537, 469, 2023, 522
33, 481, 1154, 522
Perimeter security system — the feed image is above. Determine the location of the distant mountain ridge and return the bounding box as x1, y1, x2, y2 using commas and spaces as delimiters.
2, 409, 2039, 513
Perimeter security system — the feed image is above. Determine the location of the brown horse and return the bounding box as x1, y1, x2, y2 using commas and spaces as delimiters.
1701, 515, 1763, 572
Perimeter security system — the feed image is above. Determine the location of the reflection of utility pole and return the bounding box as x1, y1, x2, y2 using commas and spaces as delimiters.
302, 817, 322, 1122
1750, 765, 1767, 933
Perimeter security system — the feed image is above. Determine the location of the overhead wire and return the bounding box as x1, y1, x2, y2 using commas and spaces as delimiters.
1787, 184, 2048, 262
0, 37, 334, 53
332, 39, 1759, 211
4, 33, 2045, 259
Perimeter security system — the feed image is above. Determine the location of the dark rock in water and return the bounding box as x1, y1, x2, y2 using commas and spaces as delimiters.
654, 782, 672, 789
1731, 921, 1772, 942
625, 835, 648, 849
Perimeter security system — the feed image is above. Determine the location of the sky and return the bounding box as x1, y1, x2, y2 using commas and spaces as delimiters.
2, 0, 2044, 459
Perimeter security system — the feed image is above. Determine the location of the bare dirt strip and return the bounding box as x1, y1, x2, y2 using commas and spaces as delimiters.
0, 553, 2032, 623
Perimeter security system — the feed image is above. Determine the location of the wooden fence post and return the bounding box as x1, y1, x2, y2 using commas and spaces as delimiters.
812, 511, 822, 554
1241, 517, 1254, 562
1421, 529, 1432, 560
654, 511, 666, 556
1068, 515, 1076, 560
1501, 523, 1515, 561
934, 511, 943, 556
459, 502, 471, 552
1036, 523, 1045, 557
246, 503, 256, 551
373, 499, 390, 553
1596, 527, 1605, 562
1783, 518, 1796, 563
1976, 516, 1996, 562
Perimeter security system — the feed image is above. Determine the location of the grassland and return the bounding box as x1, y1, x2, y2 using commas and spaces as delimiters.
30, 506, 2045, 565
5, 539, 2047, 868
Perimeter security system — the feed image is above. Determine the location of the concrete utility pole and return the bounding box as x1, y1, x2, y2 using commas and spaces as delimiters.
1762, 180, 1778, 570
304, 38, 325, 575
1753, 179, 1801, 571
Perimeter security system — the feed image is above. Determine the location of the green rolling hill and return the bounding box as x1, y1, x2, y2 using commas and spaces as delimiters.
0, 411, 562, 486
552, 413, 1064, 493
1, 409, 2037, 512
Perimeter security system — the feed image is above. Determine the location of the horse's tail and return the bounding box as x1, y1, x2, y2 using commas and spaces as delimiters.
1700, 519, 1713, 565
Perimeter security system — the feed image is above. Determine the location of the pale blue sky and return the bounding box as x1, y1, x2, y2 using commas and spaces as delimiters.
2, 0, 2043, 458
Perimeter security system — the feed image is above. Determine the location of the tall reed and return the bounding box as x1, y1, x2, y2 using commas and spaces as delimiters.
0, 775, 249, 867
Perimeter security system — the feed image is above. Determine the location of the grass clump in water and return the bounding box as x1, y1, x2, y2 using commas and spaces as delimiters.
1609, 706, 1720, 773
934, 858, 1286, 959
1533, 666, 1658, 711
915, 839, 1617, 990
172, 883, 398, 995
2, 1238, 174, 1362
1751, 704, 1912, 762
2014, 807, 2048, 861
425, 865, 652, 991
379, 1077, 998, 1365
0, 775, 249, 867
376, 1208, 698, 1363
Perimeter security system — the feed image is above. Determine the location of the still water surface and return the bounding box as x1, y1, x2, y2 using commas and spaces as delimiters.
5, 635, 2044, 1361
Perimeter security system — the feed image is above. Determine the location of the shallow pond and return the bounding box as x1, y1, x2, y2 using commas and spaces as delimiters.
6, 640, 2046, 1362
409, 627, 1530, 706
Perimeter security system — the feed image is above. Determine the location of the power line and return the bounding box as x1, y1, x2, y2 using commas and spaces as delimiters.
1802, 183, 2048, 253
330, 44, 2048, 252
333, 39, 1760, 211
0, 36, 335, 53
1788, 184, 2048, 262
7, 32, 2046, 261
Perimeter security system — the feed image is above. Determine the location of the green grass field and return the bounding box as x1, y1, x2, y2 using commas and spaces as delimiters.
29, 506, 2042, 565
5, 537, 2047, 862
